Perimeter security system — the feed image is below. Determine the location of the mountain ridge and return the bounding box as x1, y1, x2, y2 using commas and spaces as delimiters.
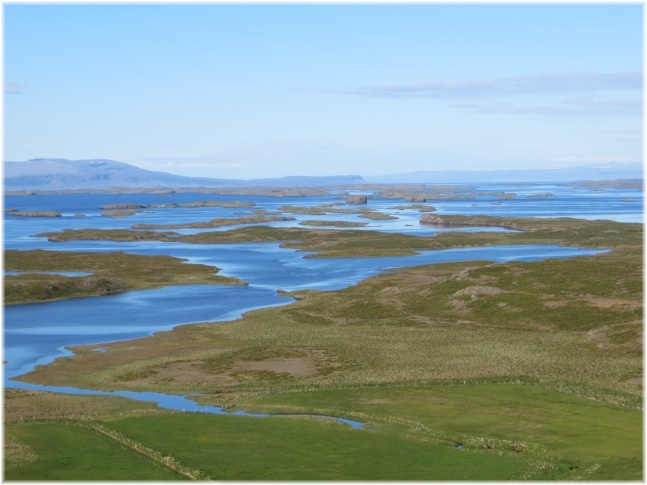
4, 159, 365, 190
4, 158, 643, 191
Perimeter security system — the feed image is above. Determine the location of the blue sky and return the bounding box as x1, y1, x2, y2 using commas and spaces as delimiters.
3, 3, 643, 179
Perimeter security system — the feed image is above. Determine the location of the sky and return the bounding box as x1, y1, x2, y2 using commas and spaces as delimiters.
3, 2, 643, 179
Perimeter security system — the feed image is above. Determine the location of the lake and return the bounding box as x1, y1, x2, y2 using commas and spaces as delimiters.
3, 183, 640, 415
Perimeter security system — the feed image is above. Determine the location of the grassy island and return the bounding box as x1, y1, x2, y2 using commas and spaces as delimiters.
4, 250, 246, 304
298, 220, 368, 227
37, 216, 641, 257
131, 214, 296, 229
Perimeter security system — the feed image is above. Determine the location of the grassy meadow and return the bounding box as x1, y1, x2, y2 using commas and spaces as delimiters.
5, 421, 185, 480
5, 214, 643, 480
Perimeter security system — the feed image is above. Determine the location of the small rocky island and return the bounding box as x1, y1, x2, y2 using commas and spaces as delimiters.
8, 210, 62, 217
346, 195, 368, 205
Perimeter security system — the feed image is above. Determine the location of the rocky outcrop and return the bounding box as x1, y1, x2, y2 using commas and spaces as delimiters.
346, 195, 368, 205
419, 215, 448, 225
101, 209, 139, 218
527, 193, 555, 199
100, 204, 146, 210
76, 277, 128, 295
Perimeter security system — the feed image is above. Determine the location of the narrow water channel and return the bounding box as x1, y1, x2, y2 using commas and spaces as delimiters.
5, 241, 607, 427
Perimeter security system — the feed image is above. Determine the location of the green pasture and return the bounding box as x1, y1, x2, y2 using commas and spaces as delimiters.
220, 381, 642, 480
5, 422, 183, 480
5, 380, 640, 480
106, 413, 532, 480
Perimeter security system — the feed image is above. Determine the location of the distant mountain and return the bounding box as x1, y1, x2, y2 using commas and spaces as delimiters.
3, 159, 365, 190
364, 162, 644, 184
4, 158, 642, 192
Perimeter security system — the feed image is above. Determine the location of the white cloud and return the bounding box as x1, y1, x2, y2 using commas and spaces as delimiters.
451, 96, 642, 117
333, 72, 642, 99
4, 82, 23, 94
212, 162, 245, 169
331, 72, 642, 118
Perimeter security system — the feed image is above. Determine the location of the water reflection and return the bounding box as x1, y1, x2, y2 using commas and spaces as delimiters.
5, 270, 92, 277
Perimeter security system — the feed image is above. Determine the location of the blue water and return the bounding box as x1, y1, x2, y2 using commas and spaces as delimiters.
5, 271, 92, 277
4, 243, 607, 383
4, 284, 291, 379
3, 184, 639, 423
4, 183, 643, 243
424, 183, 643, 223
6, 378, 364, 428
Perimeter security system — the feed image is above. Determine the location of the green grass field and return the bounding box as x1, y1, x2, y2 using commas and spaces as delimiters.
5, 379, 640, 480
105, 413, 532, 480
5, 422, 184, 480
226, 382, 642, 480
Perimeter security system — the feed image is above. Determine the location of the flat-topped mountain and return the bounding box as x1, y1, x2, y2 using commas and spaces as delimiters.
4, 159, 365, 190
